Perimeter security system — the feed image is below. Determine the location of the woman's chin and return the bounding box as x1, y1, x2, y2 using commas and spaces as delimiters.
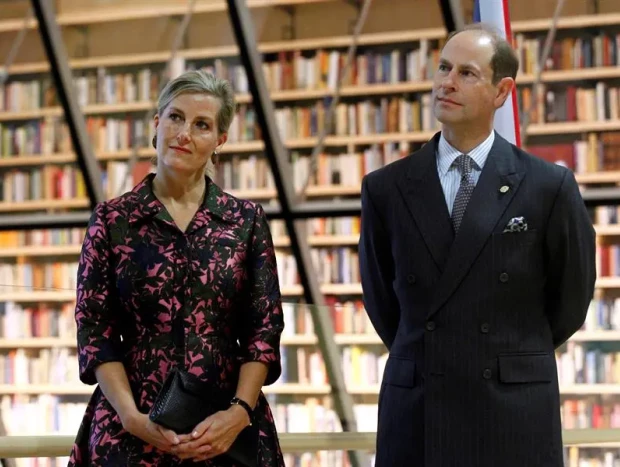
161, 156, 202, 174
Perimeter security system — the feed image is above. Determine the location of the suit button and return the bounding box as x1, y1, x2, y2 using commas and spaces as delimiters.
499, 272, 509, 283
426, 321, 436, 331
407, 274, 416, 284
483, 368, 492, 379
480, 323, 489, 333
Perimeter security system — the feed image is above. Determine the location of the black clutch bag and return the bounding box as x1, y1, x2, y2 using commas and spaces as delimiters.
149, 367, 259, 467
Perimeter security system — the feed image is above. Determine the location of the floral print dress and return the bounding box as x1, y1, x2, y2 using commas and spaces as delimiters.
67, 173, 285, 466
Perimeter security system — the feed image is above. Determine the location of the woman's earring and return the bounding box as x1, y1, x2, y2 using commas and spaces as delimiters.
212, 150, 219, 165
152, 133, 157, 149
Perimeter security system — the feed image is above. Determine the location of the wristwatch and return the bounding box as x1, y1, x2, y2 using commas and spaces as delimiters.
230, 397, 254, 426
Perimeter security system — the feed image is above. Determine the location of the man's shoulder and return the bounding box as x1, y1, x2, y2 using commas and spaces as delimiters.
512, 142, 571, 185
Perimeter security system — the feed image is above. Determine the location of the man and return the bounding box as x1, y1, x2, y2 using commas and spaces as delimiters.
358, 23, 596, 467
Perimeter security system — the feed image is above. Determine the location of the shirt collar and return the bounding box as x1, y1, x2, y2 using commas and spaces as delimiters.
127, 172, 236, 227
437, 130, 495, 176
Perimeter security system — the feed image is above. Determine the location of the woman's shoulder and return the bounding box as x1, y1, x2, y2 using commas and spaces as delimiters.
209, 181, 266, 221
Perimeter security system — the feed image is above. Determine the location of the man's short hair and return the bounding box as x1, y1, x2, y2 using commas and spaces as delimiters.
445, 23, 519, 84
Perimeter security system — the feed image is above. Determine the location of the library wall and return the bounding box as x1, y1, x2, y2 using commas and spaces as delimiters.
2, 0, 620, 466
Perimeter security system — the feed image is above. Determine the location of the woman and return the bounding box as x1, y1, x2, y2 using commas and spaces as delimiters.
68, 70, 285, 466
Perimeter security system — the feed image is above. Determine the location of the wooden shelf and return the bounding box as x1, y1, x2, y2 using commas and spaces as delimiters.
0, 0, 336, 34
0, 284, 361, 301
0, 199, 89, 213
0, 331, 617, 350
560, 384, 620, 395
0, 235, 358, 257
570, 330, 620, 342
526, 120, 620, 135
0, 101, 154, 122
0, 385, 92, 395
0, 245, 82, 258
0, 382, 617, 397
0, 291, 75, 302
4, 63, 620, 121
321, 283, 363, 295
281, 334, 383, 345
0, 337, 76, 349
594, 225, 620, 236
511, 13, 620, 33
595, 277, 620, 289
273, 234, 359, 248
0, 154, 76, 167
575, 172, 620, 184
518, 66, 620, 84
264, 384, 380, 395
280, 284, 362, 296
231, 186, 360, 201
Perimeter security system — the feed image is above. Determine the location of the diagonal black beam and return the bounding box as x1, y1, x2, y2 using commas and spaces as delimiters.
225, 1, 367, 466
30, 0, 104, 210
438, 0, 465, 33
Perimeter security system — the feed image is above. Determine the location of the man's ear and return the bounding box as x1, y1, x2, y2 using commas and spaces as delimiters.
494, 77, 515, 108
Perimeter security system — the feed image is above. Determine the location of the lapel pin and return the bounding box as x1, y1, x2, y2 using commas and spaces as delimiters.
500, 185, 510, 193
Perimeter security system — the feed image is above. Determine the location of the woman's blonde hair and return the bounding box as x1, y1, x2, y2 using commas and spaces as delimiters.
153, 69, 236, 177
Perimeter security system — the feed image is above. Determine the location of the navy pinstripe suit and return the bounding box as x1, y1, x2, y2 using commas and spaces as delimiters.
359, 131, 596, 467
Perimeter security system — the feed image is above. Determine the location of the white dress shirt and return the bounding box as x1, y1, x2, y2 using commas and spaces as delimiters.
436, 131, 495, 215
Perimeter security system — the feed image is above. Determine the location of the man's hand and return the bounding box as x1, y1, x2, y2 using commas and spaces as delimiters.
174, 405, 251, 462
123, 412, 190, 453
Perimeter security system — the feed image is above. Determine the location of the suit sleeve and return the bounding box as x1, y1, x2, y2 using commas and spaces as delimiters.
239, 203, 284, 385
359, 175, 400, 350
544, 169, 596, 348
75, 202, 124, 385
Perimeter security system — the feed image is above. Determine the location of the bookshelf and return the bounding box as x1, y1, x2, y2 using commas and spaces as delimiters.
2, 0, 620, 466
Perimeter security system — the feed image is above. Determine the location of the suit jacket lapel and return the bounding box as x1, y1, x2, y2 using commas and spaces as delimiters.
427, 132, 526, 318
396, 132, 454, 273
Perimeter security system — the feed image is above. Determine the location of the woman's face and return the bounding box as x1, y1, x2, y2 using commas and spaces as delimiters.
154, 92, 227, 176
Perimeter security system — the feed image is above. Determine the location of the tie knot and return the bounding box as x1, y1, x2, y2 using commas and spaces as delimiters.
454, 154, 474, 176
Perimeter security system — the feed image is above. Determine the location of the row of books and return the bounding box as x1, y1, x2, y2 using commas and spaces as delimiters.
277, 346, 387, 387
276, 250, 363, 288
0, 262, 78, 292
0, 302, 76, 340
598, 245, 620, 278
3, 27, 620, 113
563, 397, 620, 429
0, 166, 87, 203
584, 299, 620, 332
0, 294, 616, 342
523, 83, 620, 125
558, 345, 620, 386
269, 216, 361, 239
519, 33, 620, 74
565, 448, 620, 467
281, 300, 373, 336
594, 205, 620, 225
0, 229, 84, 248
0, 348, 77, 386
0, 117, 71, 157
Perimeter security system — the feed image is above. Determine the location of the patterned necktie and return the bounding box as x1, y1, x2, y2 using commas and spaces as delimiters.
451, 154, 475, 233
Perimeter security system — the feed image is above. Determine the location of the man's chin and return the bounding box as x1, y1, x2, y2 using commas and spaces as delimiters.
434, 111, 463, 125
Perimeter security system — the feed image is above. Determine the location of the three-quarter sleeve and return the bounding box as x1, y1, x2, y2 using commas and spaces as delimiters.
75, 202, 123, 385
239, 203, 285, 385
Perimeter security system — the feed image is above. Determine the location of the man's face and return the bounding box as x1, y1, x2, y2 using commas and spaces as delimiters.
432, 30, 507, 127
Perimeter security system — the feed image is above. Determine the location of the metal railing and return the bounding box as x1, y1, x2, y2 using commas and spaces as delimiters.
0, 430, 618, 458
